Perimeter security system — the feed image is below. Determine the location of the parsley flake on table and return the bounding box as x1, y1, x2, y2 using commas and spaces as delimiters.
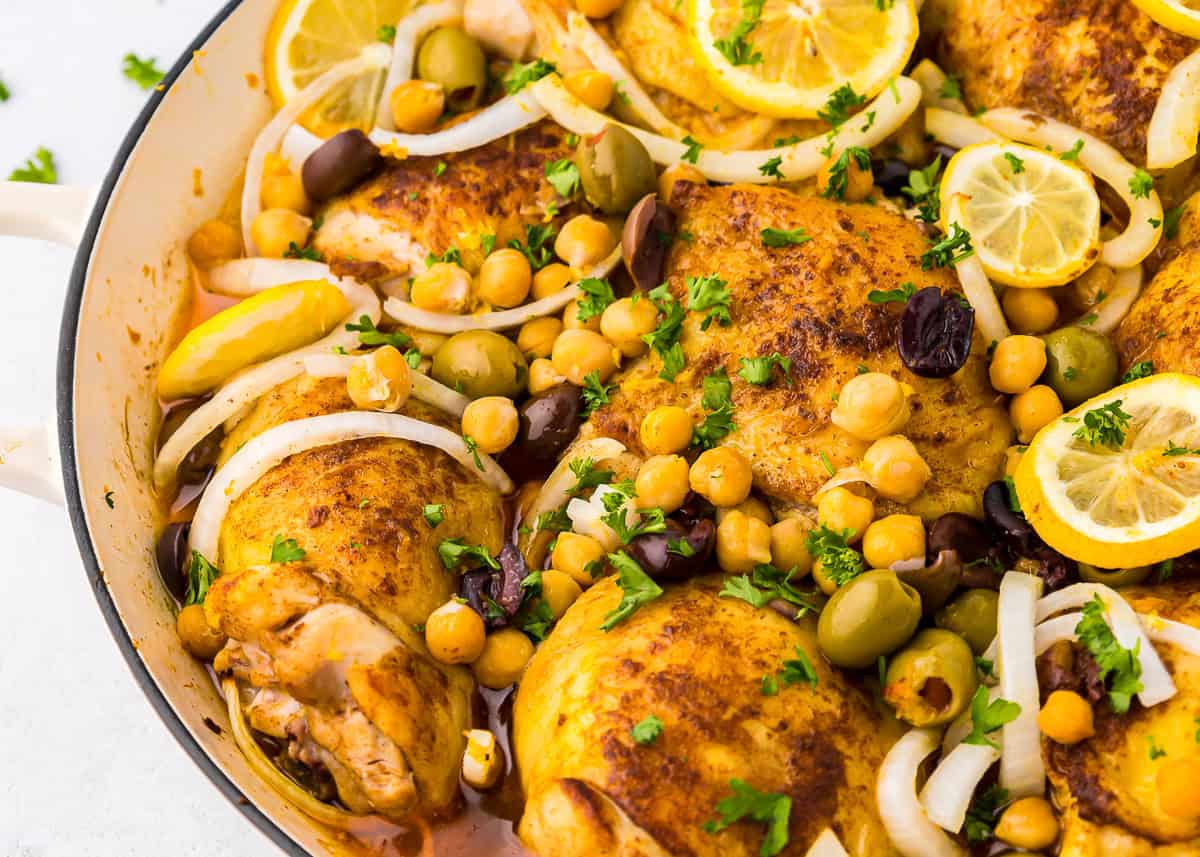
422, 504, 445, 528
601, 552, 663, 630
921, 222, 974, 270
867, 281, 917, 304
504, 58, 557, 93
270, 535, 307, 563
1072, 400, 1132, 450
576, 277, 616, 321
702, 779, 792, 857
738, 353, 791, 386
760, 227, 811, 247
902, 155, 942, 223
962, 686, 1021, 748
804, 525, 863, 587
820, 146, 871, 200
1129, 168, 1154, 199
643, 284, 687, 381
712, 0, 765, 67
1075, 594, 1143, 713
437, 538, 500, 571
185, 551, 219, 606
8, 146, 57, 183
692, 368, 736, 449
122, 53, 165, 90
345, 314, 411, 350
545, 158, 581, 197
631, 714, 664, 745
1121, 360, 1154, 383
686, 274, 732, 330
818, 83, 866, 128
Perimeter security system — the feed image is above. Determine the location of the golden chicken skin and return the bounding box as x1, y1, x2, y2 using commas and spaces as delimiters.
931, 0, 1196, 165
580, 181, 1013, 520
514, 575, 904, 857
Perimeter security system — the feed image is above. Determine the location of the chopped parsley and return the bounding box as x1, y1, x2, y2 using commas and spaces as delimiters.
536, 508, 573, 534
581, 370, 617, 415
545, 158, 581, 197
804, 525, 863, 588
712, 0, 765, 67
422, 504, 445, 528
681, 135, 704, 164
184, 550, 219, 606
778, 646, 819, 689
103, 490, 115, 509
1003, 152, 1025, 174
702, 779, 791, 857
600, 552, 663, 630
270, 535, 307, 563
964, 784, 1009, 843
1060, 139, 1085, 161
1075, 594, 1143, 714
643, 283, 687, 381
962, 686, 1021, 748
867, 281, 917, 304
599, 484, 667, 543
504, 58, 557, 93
576, 277, 616, 321
8, 146, 57, 183
818, 83, 866, 128
122, 53, 165, 90
0, 76, 9, 102
377, 24, 396, 42
761, 227, 812, 247
1163, 205, 1186, 239
437, 538, 500, 572
937, 74, 962, 101
631, 715, 664, 745
345, 314, 411, 350
921, 222, 974, 270
569, 457, 614, 494
463, 434, 485, 470
284, 242, 322, 260
720, 564, 822, 617
761, 674, 779, 696
821, 146, 871, 200
508, 222, 557, 270
686, 274, 732, 330
1164, 440, 1200, 456
1129, 168, 1154, 199
758, 156, 784, 179
667, 538, 696, 557
902, 155, 942, 223
1148, 735, 1167, 760
519, 599, 555, 641
1072, 400, 1132, 450
692, 368, 736, 449
479, 233, 496, 256
1121, 360, 1154, 383
738, 353, 791, 386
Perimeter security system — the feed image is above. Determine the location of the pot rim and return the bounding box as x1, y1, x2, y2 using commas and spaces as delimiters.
55, 1, 307, 853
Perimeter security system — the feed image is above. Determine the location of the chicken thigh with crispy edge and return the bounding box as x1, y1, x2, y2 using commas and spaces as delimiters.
513, 575, 903, 857
929, 0, 1195, 166
312, 121, 574, 282
207, 375, 503, 818
579, 181, 1012, 520
1046, 583, 1200, 856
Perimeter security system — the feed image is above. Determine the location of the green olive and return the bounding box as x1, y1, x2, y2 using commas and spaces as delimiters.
884, 629, 978, 726
1078, 562, 1153, 587
935, 589, 999, 655
817, 570, 922, 669
574, 124, 658, 214
1040, 327, 1119, 408
416, 28, 486, 112
432, 330, 529, 399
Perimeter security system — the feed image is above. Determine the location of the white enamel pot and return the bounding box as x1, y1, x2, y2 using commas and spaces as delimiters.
0, 1, 340, 853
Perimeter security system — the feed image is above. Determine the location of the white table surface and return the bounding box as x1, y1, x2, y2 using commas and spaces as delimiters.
1, 2, 278, 855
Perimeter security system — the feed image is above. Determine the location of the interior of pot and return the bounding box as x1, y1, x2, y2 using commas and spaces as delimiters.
63, 1, 335, 853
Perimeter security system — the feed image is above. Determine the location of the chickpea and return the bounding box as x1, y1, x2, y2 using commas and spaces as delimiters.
389, 79, 445, 134
574, 0, 623, 18
261, 173, 312, 215
532, 263, 572, 299
816, 151, 873, 202
472, 627, 535, 689
862, 514, 925, 569
563, 69, 614, 111
410, 262, 473, 313
462, 728, 504, 790
990, 335, 1048, 395
770, 518, 814, 575
529, 357, 569, 394
862, 435, 932, 502
552, 532, 607, 586
1004, 444, 1025, 477
635, 455, 690, 513
993, 797, 1060, 851
177, 603, 227, 660
812, 560, 840, 595
1003, 288, 1059, 334
541, 569, 583, 618
405, 327, 448, 357
1037, 690, 1095, 745
658, 162, 707, 202
563, 298, 603, 332
716, 509, 773, 574
187, 219, 241, 269
517, 317, 563, 360
250, 208, 312, 258
461, 396, 520, 453
264, 151, 293, 178
601, 296, 657, 358
830, 372, 911, 441
425, 600, 487, 664
716, 497, 773, 525
555, 214, 616, 269
817, 487, 875, 542
1157, 758, 1200, 818
640, 406, 693, 455
551, 329, 618, 385
478, 248, 532, 308
690, 446, 753, 507
347, 345, 413, 412
1010, 385, 1063, 444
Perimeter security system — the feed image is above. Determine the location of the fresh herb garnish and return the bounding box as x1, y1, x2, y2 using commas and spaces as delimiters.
545, 158, 581, 197
581, 370, 617, 416
964, 784, 1009, 843
1121, 360, 1154, 383
712, 0, 765, 67
504, 58, 557, 93
1075, 594, 1143, 713
284, 242, 322, 261
0, 76, 10, 102
601, 552, 664, 630
270, 535, 306, 563
681, 135, 704, 164
1148, 735, 1167, 760
437, 538, 500, 571
1072, 400, 1132, 449
185, 551, 219, 606
818, 83, 866, 128
377, 24, 397, 42
1003, 152, 1025, 174
1060, 139, 1084, 161
868, 281, 917, 304
938, 74, 962, 101
702, 779, 791, 857
779, 646, 818, 689
643, 283, 687, 381
422, 504, 445, 527
761, 674, 779, 695
122, 53, 165, 90
921, 222, 974, 270
821, 146, 871, 200
1129, 169, 1154, 199
1165, 441, 1200, 456
345, 314, 411, 350
508, 222, 557, 270
686, 274, 732, 330
902, 155, 942, 223
691, 368, 736, 449
462, 434, 485, 470
632, 714, 664, 745
535, 508, 573, 534
804, 525, 863, 587
758, 155, 784, 179
962, 686, 1021, 748
576, 277, 616, 321
738, 353, 791, 386
761, 227, 811, 247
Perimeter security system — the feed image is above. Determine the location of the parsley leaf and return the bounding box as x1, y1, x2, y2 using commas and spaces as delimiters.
284, 242, 322, 261
643, 283, 687, 381
820, 146, 871, 200
779, 646, 818, 689
867, 281, 917, 304
1060, 139, 1084, 161
719, 564, 822, 616
686, 274, 732, 330
702, 779, 791, 857
508, 223, 557, 270
804, 525, 863, 587
422, 504, 445, 528
377, 24, 397, 42
1163, 205, 1185, 239
1164, 440, 1200, 457
921, 222, 974, 269
964, 784, 1009, 843
122, 53, 165, 90
599, 483, 667, 543
545, 158, 581, 197
901, 155, 942, 223
632, 715, 664, 745
712, 0, 765, 67
1003, 152, 1025, 174
576, 277, 616, 321
1129, 168, 1154, 199
1148, 735, 1167, 760
504, 58, 557, 93
761, 227, 811, 247
758, 156, 784, 179
1072, 400, 1132, 449
535, 508, 573, 534
8, 146, 57, 183
818, 83, 866, 128
738, 353, 791, 386
681, 135, 704, 164
519, 599, 555, 642
270, 535, 307, 563
569, 457, 614, 494
962, 686, 1021, 749
1121, 360, 1154, 383
937, 74, 962, 101
692, 368, 736, 449
0, 76, 10, 102
345, 314, 412, 350
761, 674, 779, 696
601, 553, 664, 630
184, 550, 219, 606
581, 370, 617, 416
437, 538, 500, 571
1075, 594, 1143, 713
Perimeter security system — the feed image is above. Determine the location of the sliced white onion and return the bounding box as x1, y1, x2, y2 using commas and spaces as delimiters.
997, 570, 1044, 799
1147, 48, 1200, 170
384, 244, 621, 333
369, 88, 547, 158
152, 281, 380, 491
910, 60, 967, 115
190, 411, 513, 560
920, 742, 1001, 833
566, 12, 686, 139
279, 124, 324, 173
979, 108, 1163, 269
206, 258, 339, 297
876, 728, 966, 857
803, 828, 849, 857
242, 44, 391, 256
1145, 615, 1200, 656
375, 1, 465, 130
924, 108, 1001, 150
566, 484, 629, 552
1072, 264, 1142, 334
812, 466, 872, 500
952, 253, 1011, 345
301, 353, 471, 417
530, 74, 921, 184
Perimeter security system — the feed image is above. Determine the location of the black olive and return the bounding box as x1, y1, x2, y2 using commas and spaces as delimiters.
301, 130, 384, 203
622, 194, 677, 291
160, 400, 223, 485
494, 544, 527, 615
898, 287, 974, 378
499, 385, 584, 482
872, 159, 912, 198
1023, 545, 1076, 592
627, 519, 715, 581
156, 522, 191, 602
460, 570, 504, 628
982, 480, 1036, 555
927, 513, 992, 566
673, 492, 716, 529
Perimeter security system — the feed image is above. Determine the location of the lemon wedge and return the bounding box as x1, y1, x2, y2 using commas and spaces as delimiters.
1131, 0, 1200, 38
1147, 47, 1200, 170
265, 0, 412, 138
686, 0, 917, 119
1014, 373, 1200, 568
940, 142, 1101, 288
159, 280, 350, 401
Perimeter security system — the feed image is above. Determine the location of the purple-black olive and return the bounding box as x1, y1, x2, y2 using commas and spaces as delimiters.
301, 130, 384, 203
156, 521, 191, 602
872, 159, 913, 198
898, 287, 974, 378
160, 400, 223, 485
927, 513, 992, 566
499, 385, 584, 482
982, 480, 1036, 555
627, 519, 715, 581
1017, 546, 1077, 592
673, 492, 717, 529
622, 193, 677, 291
494, 544, 527, 616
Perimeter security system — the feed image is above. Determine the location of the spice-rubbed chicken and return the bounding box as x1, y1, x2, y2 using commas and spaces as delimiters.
513, 575, 904, 857
580, 182, 1013, 520
207, 375, 504, 818
930, 0, 1196, 165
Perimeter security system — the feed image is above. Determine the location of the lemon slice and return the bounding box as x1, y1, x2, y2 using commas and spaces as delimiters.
1014, 373, 1200, 568
265, 0, 411, 138
159, 280, 350, 401
1131, 0, 1200, 37
686, 0, 917, 119
940, 142, 1101, 288
1147, 48, 1200, 170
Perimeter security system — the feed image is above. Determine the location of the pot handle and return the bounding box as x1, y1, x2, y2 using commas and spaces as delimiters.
0, 181, 97, 505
